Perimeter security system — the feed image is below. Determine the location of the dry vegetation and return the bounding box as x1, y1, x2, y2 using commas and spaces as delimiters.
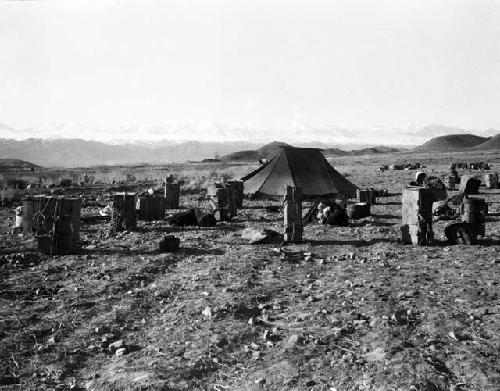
1, 151, 500, 391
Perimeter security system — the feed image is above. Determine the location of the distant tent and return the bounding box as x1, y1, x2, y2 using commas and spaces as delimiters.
242, 147, 357, 200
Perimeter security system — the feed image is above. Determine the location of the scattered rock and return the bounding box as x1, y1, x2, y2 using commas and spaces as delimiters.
108, 340, 125, 353
115, 347, 128, 356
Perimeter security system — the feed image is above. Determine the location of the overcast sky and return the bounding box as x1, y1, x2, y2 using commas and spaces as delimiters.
1, 0, 500, 142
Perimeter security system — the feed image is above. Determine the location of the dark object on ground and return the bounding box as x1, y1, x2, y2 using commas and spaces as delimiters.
444, 222, 479, 245
325, 206, 349, 226
168, 208, 217, 227
241, 228, 282, 244
372, 188, 389, 197
459, 175, 481, 195
168, 209, 198, 226
432, 201, 457, 221
159, 235, 180, 252
346, 202, 370, 219
265, 205, 281, 213
194, 209, 217, 227
448, 193, 465, 206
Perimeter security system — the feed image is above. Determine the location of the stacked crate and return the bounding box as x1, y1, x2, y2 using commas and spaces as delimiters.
34, 196, 82, 255
401, 187, 434, 245
207, 183, 237, 221
164, 177, 180, 209
283, 186, 303, 243
137, 196, 166, 220
461, 196, 487, 237
112, 192, 137, 231
227, 180, 244, 208
444, 175, 456, 191
22, 195, 44, 233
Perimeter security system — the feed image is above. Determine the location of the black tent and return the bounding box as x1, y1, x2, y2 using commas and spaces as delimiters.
242, 147, 357, 200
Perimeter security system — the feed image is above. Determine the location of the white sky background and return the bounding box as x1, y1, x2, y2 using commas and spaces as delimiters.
1, 0, 500, 143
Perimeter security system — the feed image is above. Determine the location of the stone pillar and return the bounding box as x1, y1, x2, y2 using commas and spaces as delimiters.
283, 186, 303, 243
401, 187, 434, 245
112, 192, 137, 232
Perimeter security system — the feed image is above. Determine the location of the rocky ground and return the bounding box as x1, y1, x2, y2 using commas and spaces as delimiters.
1, 156, 500, 391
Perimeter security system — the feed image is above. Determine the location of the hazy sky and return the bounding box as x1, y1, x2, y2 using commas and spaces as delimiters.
1, 0, 500, 141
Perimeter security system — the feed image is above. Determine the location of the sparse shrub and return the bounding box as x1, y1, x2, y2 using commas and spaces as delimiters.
60, 179, 72, 187
0, 188, 25, 205
5, 178, 27, 190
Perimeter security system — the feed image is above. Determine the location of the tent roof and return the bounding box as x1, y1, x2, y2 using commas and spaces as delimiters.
242, 147, 357, 200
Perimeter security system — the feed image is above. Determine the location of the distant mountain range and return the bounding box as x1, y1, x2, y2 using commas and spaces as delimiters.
1, 122, 498, 145
219, 142, 406, 162
0, 159, 40, 171
0, 138, 411, 168
0, 138, 260, 168
0, 122, 499, 168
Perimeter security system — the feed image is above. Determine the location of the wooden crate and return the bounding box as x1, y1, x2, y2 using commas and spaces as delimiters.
164, 183, 180, 209
356, 189, 376, 205
401, 187, 434, 245
34, 196, 81, 255
137, 196, 166, 220
112, 192, 137, 231
461, 197, 486, 236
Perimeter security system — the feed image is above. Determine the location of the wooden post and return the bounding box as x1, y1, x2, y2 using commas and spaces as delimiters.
164, 176, 180, 209
283, 186, 302, 243
112, 192, 137, 231
401, 187, 434, 245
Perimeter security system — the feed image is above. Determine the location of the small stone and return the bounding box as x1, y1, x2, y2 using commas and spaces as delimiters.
202, 306, 213, 317
304, 255, 313, 262
108, 340, 125, 353
254, 378, 266, 385
252, 351, 261, 360
115, 347, 127, 356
